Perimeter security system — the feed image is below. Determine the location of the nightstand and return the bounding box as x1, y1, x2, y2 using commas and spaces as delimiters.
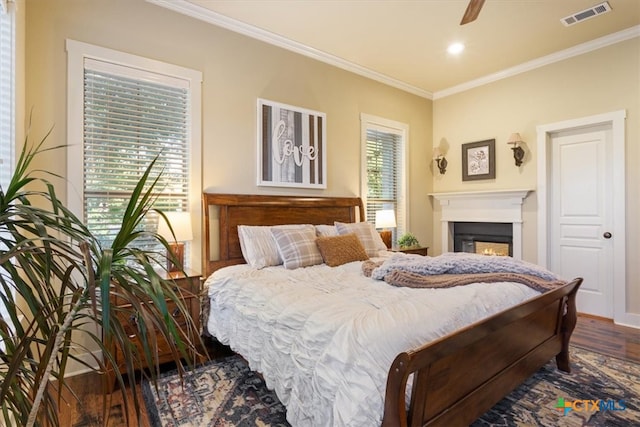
159, 268, 202, 356
106, 268, 202, 388
391, 246, 429, 256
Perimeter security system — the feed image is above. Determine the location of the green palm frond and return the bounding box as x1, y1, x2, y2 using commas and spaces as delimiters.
0, 130, 202, 427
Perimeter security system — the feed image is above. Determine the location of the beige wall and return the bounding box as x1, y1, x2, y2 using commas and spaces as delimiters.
433, 38, 640, 315
24, 0, 434, 270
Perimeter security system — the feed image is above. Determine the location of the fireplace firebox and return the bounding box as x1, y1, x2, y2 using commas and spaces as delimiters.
453, 222, 513, 257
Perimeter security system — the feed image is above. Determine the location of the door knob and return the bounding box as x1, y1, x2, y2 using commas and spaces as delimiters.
603, 232, 612, 239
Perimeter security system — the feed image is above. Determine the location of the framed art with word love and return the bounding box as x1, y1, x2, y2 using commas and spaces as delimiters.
257, 98, 327, 189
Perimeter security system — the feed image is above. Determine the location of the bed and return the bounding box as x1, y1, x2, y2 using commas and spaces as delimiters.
201, 193, 582, 427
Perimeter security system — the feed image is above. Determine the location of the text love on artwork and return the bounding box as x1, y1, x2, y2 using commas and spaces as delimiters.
272, 120, 318, 166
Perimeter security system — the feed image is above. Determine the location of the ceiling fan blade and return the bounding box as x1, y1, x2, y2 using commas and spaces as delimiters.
460, 0, 486, 25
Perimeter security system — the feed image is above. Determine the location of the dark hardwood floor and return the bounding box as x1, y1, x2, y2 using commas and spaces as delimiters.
55, 315, 640, 426
572, 314, 640, 363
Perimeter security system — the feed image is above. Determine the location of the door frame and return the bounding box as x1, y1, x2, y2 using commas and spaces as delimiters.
536, 110, 631, 325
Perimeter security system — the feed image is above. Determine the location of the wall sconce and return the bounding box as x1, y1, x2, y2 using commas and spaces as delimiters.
507, 133, 525, 166
375, 209, 396, 249
432, 147, 448, 174
157, 211, 194, 272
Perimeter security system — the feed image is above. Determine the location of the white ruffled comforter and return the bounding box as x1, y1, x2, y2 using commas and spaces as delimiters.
205, 257, 539, 427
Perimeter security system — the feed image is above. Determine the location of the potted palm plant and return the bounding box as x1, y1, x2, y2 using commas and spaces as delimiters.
0, 130, 201, 426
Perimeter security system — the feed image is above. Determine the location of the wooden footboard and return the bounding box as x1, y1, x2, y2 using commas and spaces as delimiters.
382, 277, 582, 427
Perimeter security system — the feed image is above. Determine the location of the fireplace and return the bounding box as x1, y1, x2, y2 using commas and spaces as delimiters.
453, 222, 513, 257
430, 189, 532, 260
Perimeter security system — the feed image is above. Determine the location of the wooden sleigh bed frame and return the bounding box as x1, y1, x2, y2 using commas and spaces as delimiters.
202, 193, 582, 427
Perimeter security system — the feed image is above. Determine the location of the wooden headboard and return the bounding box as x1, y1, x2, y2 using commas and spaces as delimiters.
202, 193, 365, 277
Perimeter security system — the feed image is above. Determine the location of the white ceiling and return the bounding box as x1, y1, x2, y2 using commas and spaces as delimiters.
151, 0, 640, 98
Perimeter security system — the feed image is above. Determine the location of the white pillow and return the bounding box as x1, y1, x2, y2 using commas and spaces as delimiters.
334, 221, 386, 257
315, 224, 338, 237
238, 224, 310, 269
271, 225, 323, 269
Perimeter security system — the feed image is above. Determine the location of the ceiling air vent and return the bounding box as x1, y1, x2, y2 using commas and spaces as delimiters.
561, 1, 612, 26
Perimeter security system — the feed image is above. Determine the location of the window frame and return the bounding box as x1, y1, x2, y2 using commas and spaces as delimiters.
360, 113, 409, 242
65, 39, 202, 269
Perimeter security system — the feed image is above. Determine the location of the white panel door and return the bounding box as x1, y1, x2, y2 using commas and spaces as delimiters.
550, 126, 613, 318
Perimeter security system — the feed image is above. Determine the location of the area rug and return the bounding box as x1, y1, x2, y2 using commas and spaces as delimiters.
143, 346, 639, 426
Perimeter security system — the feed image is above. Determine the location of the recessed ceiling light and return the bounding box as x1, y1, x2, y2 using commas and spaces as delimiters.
447, 42, 465, 55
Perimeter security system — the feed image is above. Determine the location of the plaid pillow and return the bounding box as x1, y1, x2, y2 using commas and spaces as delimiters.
334, 221, 385, 257
315, 224, 338, 237
271, 225, 323, 269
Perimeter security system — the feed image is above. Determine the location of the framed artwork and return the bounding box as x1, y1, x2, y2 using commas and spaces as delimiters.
257, 98, 327, 189
462, 139, 496, 181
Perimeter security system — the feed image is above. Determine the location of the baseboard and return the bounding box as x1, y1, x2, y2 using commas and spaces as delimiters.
578, 312, 614, 322
64, 350, 102, 377
615, 311, 640, 329
578, 310, 640, 330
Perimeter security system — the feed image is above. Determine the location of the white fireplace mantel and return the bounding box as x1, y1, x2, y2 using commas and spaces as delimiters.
429, 189, 533, 259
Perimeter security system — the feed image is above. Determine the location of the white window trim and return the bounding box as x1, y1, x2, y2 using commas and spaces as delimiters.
360, 113, 409, 232
65, 39, 202, 269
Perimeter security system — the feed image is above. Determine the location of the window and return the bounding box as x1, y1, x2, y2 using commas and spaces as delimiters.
66, 40, 202, 266
0, 0, 14, 193
360, 114, 408, 243
0, 0, 15, 329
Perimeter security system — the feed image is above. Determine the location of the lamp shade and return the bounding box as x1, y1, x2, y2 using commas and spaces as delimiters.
157, 211, 193, 242
375, 209, 397, 229
507, 133, 524, 145
432, 147, 443, 159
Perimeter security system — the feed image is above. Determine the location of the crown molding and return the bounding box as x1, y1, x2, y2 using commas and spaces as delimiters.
147, 0, 433, 99
433, 25, 640, 99
148, 1, 638, 102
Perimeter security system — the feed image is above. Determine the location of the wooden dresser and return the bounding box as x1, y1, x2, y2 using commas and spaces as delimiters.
106, 268, 201, 387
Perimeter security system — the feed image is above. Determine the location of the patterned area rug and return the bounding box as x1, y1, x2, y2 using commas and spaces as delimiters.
143, 355, 287, 427
471, 345, 639, 426
143, 346, 639, 426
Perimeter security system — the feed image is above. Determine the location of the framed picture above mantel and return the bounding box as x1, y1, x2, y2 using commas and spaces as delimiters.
462, 139, 495, 181
257, 98, 327, 189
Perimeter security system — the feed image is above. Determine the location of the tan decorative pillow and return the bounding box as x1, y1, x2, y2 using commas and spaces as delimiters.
316, 233, 369, 267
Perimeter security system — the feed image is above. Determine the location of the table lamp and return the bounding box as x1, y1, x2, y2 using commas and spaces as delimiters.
157, 211, 193, 272
375, 209, 396, 249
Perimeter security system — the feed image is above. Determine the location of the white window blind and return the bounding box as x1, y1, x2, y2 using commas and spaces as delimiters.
0, 2, 14, 192
361, 115, 407, 242
67, 40, 202, 268
0, 0, 14, 330
82, 59, 190, 251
